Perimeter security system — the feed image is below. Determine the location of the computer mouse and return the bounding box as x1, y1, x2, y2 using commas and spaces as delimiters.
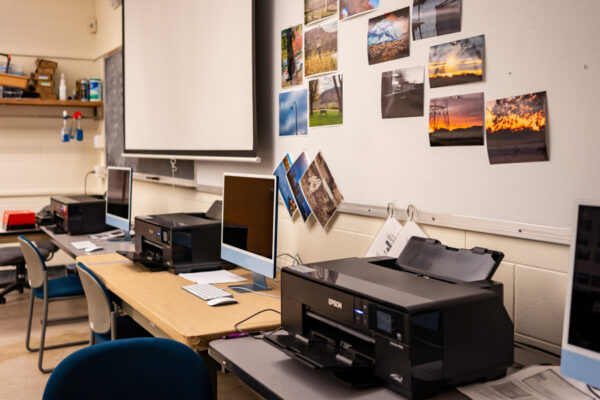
85, 245, 104, 253
207, 297, 238, 307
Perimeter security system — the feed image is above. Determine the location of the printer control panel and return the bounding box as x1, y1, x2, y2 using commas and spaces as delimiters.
353, 298, 409, 344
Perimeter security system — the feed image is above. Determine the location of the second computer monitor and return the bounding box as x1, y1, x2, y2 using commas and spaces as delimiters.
221, 173, 277, 292
105, 166, 133, 239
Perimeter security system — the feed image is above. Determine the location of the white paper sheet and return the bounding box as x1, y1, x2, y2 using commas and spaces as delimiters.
365, 217, 404, 257
387, 220, 427, 258
179, 270, 248, 285
458, 366, 595, 400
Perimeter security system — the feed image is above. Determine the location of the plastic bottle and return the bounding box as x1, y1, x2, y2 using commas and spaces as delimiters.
59, 73, 67, 101
61, 110, 71, 142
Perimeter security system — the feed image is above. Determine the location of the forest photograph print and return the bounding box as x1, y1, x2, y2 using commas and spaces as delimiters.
486, 91, 548, 165
309, 74, 343, 127
412, 0, 462, 40
340, 0, 380, 20
428, 35, 484, 88
305, 21, 338, 77
367, 7, 410, 65
281, 24, 303, 88
429, 92, 484, 146
381, 66, 424, 118
305, 0, 337, 25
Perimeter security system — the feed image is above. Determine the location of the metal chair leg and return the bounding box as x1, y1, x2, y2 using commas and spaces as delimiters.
38, 296, 51, 373
25, 291, 35, 352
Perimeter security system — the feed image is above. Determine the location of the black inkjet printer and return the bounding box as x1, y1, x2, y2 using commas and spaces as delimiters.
266, 237, 514, 399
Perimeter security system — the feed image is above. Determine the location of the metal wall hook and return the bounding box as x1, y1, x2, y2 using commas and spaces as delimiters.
407, 204, 416, 221
387, 202, 396, 218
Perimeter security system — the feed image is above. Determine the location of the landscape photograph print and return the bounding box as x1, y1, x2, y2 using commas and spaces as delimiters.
367, 7, 410, 65
309, 74, 343, 127
287, 152, 313, 222
412, 0, 462, 40
305, 20, 338, 77
486, 91, 548, 165
340, 0, 380, 20
279, 89, 308, 136
305, 0, 337, 25
428, 34, 484, 88
381, 66, 424, 118
281, 24, 303, 88
299, 152, 344, 228
429, 92, 484, 146
274, 154, 298, 218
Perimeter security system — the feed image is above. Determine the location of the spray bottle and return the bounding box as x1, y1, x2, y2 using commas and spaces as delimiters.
61, 110, 71, 142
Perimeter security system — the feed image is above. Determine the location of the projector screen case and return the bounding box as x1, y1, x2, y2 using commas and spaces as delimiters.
123, 0, 257, 159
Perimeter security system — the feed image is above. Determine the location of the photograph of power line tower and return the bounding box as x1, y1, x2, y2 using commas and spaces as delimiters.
309, 74, 343, 127
429, 92, 484, 146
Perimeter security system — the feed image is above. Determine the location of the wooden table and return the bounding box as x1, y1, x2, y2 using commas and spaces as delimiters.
76, 253, 281, 351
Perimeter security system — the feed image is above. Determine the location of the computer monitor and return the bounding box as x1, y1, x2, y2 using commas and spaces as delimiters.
105, 166, 133, 241
221, 173, 277, 292
561, 202, 600, 389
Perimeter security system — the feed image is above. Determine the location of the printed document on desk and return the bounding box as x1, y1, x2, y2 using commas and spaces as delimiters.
179, 270, 248, 285
458, 365, 595, 400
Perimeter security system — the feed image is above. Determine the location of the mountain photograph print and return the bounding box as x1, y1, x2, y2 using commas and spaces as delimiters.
305, 0, 337, 25
367, 8, 410, 65
305, 21, 338, 77
309, 74, 343, 127
486, 91, 548, 165
340, 0, 380, 20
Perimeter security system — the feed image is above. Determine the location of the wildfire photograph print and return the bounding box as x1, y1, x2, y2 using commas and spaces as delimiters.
305, 0, 337, 25
305, 20, 338, 77
281, 24, 303, 88
340, 0, 380, 20
279, 89, 308, 136
309, 74, 343, 127
299, 152, 344, 228
274, 154, 298, 218
428, 34, 484, 88
367, 7, 410, 65
381, 66, 424, 119
412, 0, 461, 40
429, 92, 484, 146
287, 152, 313, 222
486, 91, 548, 165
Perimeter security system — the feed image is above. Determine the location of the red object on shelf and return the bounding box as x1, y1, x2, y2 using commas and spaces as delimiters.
2, 210, 36, 230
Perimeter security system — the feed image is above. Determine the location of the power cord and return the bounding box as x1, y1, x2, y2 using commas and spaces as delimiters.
588, 384, 600, 399
84, 170, 94, 195
234, 308, 281, 336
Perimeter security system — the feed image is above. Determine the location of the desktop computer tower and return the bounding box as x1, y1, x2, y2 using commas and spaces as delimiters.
50, 195, 109, 235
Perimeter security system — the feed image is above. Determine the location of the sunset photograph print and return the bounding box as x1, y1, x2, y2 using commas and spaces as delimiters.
428, 34, 484, 88
486, 91, 548, 165
429, 92, 484, 146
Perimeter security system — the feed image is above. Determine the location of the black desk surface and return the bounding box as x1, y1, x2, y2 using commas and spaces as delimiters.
209, 333, 466, 400
40, 226, 134, 259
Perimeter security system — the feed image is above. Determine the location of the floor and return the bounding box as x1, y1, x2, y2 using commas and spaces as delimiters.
0, 287, 262, 399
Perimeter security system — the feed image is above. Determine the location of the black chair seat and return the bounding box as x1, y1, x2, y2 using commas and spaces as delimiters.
0, 245, 50, 266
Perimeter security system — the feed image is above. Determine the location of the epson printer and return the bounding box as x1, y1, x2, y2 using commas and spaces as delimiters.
50, 195, 108, 234
131, 201, 222, 273
266, 237, 514, 399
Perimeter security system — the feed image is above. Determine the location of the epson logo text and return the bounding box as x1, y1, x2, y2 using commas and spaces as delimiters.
328, 298, 342, 309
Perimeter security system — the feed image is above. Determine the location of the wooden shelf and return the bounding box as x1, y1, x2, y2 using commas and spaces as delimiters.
0, 98, 103, 119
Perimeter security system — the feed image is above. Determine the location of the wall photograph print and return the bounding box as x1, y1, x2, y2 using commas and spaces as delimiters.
305, 0, 337, 25
274, 154, 298, 218
299, 152, 344, 228
429, 92, 484, 146
279, 89, 308, 136
340, 0, 380, 20
486, 91, 548, 165
305, 20, 338, 77
381, 66, 424, 118
281, 24, 303, 88
367, 7, 410, 65
309, 74, 343, 127
412, 0, 462, 40
428, 34, 484, 88
286, 152, 313, 222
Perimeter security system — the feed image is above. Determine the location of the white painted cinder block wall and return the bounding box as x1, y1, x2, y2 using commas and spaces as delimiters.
132, 182, 569, 355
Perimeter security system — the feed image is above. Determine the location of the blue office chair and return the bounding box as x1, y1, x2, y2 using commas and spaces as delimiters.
76, 262, 150, 344
18, 236, 88, 373
43, 338, 213, 400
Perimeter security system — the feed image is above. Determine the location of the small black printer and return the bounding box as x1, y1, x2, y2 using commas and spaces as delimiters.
50, 195, 108, 235
132, 201, 222, 273
266, 237, 514, 399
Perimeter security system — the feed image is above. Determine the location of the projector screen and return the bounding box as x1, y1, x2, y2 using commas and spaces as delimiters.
123, 0, 256, 159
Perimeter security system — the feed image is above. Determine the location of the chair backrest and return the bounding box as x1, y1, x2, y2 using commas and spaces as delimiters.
18, 236, 46, 289
76, 262, 113, 335
43, 338, 213, 400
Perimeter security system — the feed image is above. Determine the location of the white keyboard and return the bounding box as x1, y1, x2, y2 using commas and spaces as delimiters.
70, 240, 95, 250
182, 283, 232, 301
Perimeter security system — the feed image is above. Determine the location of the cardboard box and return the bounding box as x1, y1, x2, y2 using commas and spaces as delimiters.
36, 58, 58, 70
36, 67, 55, 75
32, 72, 52, 81
36, 80, 54, 88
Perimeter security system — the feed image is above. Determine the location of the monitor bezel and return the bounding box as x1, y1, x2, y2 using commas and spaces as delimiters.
561, 199, 600, 361
105, 166, 133, 231
220, 172, 278, 279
